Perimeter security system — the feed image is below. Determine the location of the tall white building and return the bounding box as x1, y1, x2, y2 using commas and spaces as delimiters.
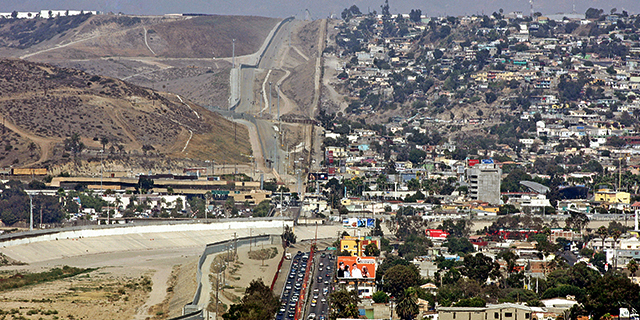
467, 163, 502, 205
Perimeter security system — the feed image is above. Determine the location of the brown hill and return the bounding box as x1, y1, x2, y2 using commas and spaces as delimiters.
0, 58, 250, 169
2, 14, 280, 111
0, 14, 279, 59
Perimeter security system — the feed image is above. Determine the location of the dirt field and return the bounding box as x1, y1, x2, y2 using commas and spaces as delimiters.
0, 245, 204, 320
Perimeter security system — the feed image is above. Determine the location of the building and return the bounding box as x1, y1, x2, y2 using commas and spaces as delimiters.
438, 303, 536, 320
594, 189, 631, 204
340, 236, 380, 256
467, 163, 502, 205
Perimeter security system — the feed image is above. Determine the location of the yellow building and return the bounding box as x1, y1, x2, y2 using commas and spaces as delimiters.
340, 236, 380, 256
594, 189, 631, 204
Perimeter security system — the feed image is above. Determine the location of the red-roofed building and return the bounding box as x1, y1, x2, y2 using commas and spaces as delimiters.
425, 229, 449, 240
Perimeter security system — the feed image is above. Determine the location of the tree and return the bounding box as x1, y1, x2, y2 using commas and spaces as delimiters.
585, 8, 604, 19
100, 136, 109, 151
329, 289, 360, 319
597, 226, 609, 252
372, 290, 390, 303
369, 218, 384, 237
462, 253, 500, 283
364, 242, 380, 257
485, 92, 497, 104
137, 176, 154, 194
64, 132, 85, 157
454, 297, 486, 307
281, 225, 296, 245
582, 273, 640, 319
252, 200, 271, 217
628, 259, 639, 277
11, 11, 17, 19
444, 236, 474, 255
381, 0, 390, 18
409, 9, 422, 22
396, 287, 419, 320
383, 265, 420, 299
408, 149, 426, 165
223, 279, 279, 320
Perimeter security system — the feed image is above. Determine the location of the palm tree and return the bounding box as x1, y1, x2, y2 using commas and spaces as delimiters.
396, 287, 419, 320
597, 226, 609, 252
611, 229, 623, 269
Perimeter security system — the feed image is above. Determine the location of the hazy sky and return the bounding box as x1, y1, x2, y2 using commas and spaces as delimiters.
1, 0, 639, 18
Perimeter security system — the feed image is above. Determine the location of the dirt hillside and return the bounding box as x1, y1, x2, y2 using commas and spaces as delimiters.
0, 58, 250, 168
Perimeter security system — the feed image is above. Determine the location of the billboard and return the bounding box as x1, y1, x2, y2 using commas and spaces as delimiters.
468, 159, 480, 167
337, 256, 376, 280
342, 218, 376, 228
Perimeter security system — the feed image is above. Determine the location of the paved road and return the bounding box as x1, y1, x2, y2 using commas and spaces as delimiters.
306, 251, 334, 320
277, 252, 309, 320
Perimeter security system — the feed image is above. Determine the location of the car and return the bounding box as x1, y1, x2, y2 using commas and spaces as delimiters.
313, 295, 318, 300
326, 266, 331, 271
318, 276, 322, 281
312, 299, 317, 304
318, 267, 323, 272
321, 298, 326, 304
325, 273, 331, 277
285, 285, 292, 290
309, 313, 316, 319
319, 262, 324, 267
313, 288, 319, 294
288, 312, 295, 318
324, 280, 329, 285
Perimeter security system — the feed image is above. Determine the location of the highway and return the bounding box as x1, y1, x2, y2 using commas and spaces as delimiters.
306, 251, 334, 320
277, 252, 309, 320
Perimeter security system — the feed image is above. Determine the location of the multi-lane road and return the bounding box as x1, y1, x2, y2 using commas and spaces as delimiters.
306, 251, 334, 320
277, 250, 334, 320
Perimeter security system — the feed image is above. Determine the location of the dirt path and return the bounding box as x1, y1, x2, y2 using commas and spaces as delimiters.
20, 24, 147, 59
0, 110, 61, 166
309, 19, 327, 118
134, 265, 173, 320
235, 119, 271, 177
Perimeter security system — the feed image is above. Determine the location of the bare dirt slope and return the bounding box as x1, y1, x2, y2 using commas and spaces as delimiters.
0, 58, 250, 168
0, 14, 279, 113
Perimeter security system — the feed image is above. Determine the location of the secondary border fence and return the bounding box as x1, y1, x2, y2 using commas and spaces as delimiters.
177, 234, 282, 320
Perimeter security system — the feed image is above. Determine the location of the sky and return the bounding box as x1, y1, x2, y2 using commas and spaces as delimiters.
1, 0, 639, 19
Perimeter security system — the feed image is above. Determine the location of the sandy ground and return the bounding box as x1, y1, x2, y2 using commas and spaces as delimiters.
201, 243, 282, 314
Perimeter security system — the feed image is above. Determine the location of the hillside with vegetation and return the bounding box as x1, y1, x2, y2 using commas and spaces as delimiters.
0, 58, 251, 169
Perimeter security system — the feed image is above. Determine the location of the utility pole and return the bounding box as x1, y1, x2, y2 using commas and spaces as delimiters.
269, 82, 273, 115
28, 193, 33, 231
